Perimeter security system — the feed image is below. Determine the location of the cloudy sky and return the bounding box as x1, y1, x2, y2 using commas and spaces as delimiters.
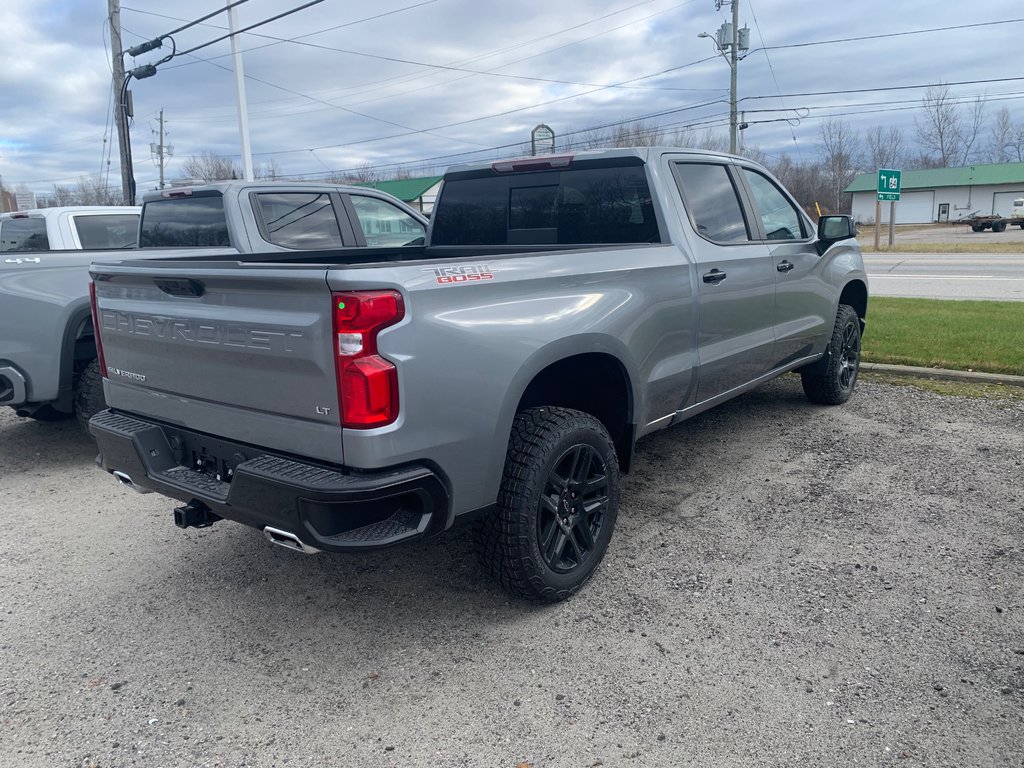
1, 0, 1021, 197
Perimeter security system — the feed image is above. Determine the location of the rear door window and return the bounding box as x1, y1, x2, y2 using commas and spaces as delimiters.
672, 163, 750, 243
255, 192, 344, 249
431, 162, 661, 246
348, 195, 426, 247
73, 214, 139, 249
0, 218, 50, 251
139, 194, 230, 247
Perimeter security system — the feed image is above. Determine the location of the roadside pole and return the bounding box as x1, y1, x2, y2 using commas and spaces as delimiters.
876, 168, 902, 251
874, 199, 881, 250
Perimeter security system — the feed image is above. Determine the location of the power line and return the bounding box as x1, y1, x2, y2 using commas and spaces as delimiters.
753, 16, 1024, 55
174, 0, 325, 57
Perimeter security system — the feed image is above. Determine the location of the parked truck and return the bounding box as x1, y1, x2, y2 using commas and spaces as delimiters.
0, 205, 139, 253
88, 148, 868, 602
0, 183, 426, 427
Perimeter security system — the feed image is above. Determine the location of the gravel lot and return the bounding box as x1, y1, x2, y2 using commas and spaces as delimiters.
2, 377, 1022, 768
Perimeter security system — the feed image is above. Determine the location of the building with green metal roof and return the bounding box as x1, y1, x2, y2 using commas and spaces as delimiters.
355, 176, 443, 214
845, 162, 1024, 225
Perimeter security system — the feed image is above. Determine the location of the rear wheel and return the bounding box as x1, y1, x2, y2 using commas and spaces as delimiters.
992, 220, 1007, 233
74, 359, 106, 431
971, 224, 985, 232
801, 304, 861, 405
474, 407, 619, 603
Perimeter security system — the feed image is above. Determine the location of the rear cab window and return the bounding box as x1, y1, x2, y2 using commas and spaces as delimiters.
0, 217, 50, 251
72, 214, 139, 249
139, 193, 230, 247
254, 192, 344, 249
431, 157, 662, 246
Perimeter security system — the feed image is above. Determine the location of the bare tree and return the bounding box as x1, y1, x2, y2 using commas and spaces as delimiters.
863, 126, 906, 171
610, 119, 663, 147
348, 161, 380, 184
254, 158, 284, 181
987, 107, 1016, 164
181, 151, 241, 181
819, 118, 859, 213
694, 129, 729, 153
914, 85, 985, 167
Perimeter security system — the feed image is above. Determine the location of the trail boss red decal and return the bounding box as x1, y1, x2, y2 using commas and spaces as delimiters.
424, 264, 494, 285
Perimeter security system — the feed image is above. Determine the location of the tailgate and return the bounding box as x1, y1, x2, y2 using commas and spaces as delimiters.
91, 263, 343, 462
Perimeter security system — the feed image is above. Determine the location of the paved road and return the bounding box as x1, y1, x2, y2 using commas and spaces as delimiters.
2, 378, 1023, 767
864, 252, 1024, 301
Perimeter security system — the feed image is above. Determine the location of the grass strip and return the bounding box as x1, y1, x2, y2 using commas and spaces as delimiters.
861, 242, 1024, 254
861, 297, 1024, 376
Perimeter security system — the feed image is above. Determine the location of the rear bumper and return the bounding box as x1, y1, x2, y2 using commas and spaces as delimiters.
89, 409, 449, 552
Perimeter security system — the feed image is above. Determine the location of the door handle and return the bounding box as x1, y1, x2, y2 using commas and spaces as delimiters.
776, 260, 795, 273
702, 269, 727, 284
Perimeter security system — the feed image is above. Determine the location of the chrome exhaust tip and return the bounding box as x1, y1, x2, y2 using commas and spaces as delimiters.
112, 470, 152, 494
263, 526, 321, 555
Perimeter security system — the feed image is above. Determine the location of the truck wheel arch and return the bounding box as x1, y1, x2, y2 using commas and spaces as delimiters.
57, 303, 96, 413
839, 279, 868, 329
499, 341, 639, 474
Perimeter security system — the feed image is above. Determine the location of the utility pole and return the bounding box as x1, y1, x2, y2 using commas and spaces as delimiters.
150, 109, 174, 189
728, 0, 738, 154
108, 0, 134, 204
698, 2, 749, 155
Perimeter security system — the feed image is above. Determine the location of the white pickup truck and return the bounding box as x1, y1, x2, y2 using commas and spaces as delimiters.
0, 184, 426, 427
0, 206, 140, 252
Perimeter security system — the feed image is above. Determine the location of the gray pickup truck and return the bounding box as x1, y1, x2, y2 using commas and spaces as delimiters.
0, 183, 426, 427
88, 148, 867, 602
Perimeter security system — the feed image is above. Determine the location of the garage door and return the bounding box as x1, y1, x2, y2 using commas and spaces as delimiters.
884, 190, 935, 224
992, 191, 1024, 217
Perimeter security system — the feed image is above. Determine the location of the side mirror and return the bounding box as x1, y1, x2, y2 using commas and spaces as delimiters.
816, 215, 857, 255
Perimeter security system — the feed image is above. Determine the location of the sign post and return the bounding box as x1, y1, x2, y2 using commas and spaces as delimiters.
876, 168, 902, 249
531, 124, 555, 156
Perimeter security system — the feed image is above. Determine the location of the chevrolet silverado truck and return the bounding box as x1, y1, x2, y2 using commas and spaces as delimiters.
88, 148, 867, 602
0, 183, 426, 427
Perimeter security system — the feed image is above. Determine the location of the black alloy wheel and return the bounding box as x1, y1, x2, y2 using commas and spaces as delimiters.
537, 443, 610, 574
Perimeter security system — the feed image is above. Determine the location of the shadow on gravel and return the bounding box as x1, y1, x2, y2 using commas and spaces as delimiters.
0, 413, 97, 473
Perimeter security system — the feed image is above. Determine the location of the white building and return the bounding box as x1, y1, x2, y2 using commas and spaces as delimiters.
845, 162, 1024, 224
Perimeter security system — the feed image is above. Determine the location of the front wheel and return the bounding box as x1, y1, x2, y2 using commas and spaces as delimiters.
801, 304, 862, 405
474, 407, 620, 603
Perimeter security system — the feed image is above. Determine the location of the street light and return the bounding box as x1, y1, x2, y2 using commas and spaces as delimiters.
698, 5, 749, 155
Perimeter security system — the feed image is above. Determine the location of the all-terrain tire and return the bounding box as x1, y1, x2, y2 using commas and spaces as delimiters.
474, 407, 620, 603
74, 359, 106, 432
801, 304, 861, 405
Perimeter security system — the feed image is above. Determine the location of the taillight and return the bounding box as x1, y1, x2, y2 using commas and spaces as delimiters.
332, 290, 404, 428
89, 281, 108, 379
